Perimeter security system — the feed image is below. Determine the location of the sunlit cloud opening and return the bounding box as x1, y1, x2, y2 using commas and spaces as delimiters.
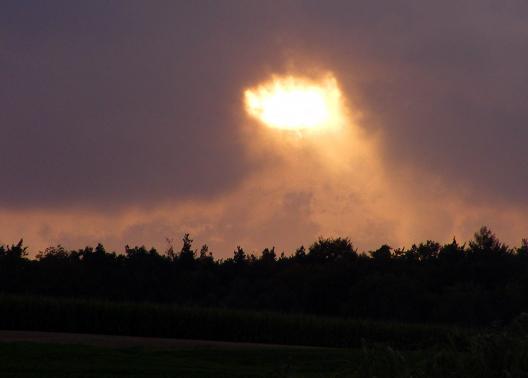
244, 74, 345, 133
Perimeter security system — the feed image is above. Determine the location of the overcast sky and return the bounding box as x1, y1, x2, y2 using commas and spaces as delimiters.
2, 1, 528, 255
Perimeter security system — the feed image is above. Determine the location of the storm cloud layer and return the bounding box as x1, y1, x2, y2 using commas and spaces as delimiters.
1, 1, 528, 254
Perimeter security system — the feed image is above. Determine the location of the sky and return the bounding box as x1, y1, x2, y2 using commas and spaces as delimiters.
1, 1, 528, 256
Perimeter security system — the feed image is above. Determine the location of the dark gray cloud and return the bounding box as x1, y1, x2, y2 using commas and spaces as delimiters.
296, 1, 528, 204
1, 0, 528, 212
0, 1, 283, 208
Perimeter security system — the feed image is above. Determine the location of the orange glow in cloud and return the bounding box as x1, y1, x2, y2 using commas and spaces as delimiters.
5, 70, 528, 257
244, 74, 345, 133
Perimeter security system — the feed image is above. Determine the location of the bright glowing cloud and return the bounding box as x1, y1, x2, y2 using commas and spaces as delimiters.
244, 74, 344, 132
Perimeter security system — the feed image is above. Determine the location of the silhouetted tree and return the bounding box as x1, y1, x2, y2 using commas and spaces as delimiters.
178, 233, 196, 268
406, 241, 441, 262
1, 239, 28, 260
371, 244, 392, 261
307, 237, 356, 263
165, 237, 177, 261
198, 244, 214, 265
260, 247, 276, 264
518, 239, 528, 257
294, 245, 306, 260
1, 228, 528, 325
469, 226, 509, 257
438, 237, 465, 263
233, 246, 247, 265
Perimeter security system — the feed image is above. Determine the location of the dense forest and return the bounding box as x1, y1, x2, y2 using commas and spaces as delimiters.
1, 226, 528, 326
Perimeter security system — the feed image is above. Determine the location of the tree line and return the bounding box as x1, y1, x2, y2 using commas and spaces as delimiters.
1, 226, 528, 325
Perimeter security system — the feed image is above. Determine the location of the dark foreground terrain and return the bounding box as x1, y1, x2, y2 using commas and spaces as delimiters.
2, 228, 528, 376
1, 297, 528, 377
0, 340, 377, 378
1, 328, 528, 378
